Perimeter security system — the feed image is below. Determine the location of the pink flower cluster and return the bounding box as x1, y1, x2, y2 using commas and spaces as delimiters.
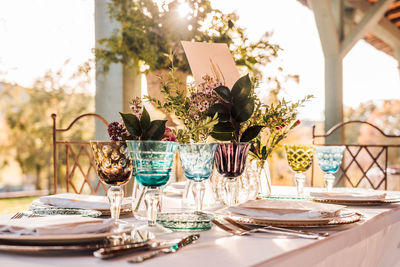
130, 97, 143, 117
107, 121, 131, 141
188, 75, 222, 121
161, 127, 177, 142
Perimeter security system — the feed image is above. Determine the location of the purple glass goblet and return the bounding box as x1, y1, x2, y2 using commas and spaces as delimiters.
214, 142, 251, 206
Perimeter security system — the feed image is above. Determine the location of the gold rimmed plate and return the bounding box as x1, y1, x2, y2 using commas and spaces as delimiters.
224, 209, 362, 228
312, 196, 400, 206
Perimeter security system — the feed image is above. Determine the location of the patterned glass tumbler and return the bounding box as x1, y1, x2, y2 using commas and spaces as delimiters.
285, 144, 314, 196
316, 146, 345, 191
179, 143, 218, 212
214, 143, 251, 206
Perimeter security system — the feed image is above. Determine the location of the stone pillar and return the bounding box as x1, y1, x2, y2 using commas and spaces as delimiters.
394, 44, 400, 78
94, 0, 142, 139
324, 56, 343, 144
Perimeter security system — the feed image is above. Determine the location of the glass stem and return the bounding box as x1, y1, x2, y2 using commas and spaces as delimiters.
324, 173, 335, 191
224, 178, 237, 206
107, 185, 123, 221
192, 181, 205, 212
144, 187, 161, 226
294, 172, 306, 196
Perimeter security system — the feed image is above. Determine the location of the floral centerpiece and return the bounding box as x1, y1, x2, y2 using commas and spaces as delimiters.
245, 95, 313, 196
107, 97, 176, 141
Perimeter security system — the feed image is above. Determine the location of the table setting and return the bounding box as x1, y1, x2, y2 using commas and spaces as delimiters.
2, 43, 400, 267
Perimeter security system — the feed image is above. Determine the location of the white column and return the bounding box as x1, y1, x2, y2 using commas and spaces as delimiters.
95, 0, 123, 139
94, 1, 142, 139
394, 45, 400, 78
325, 56, 343, 144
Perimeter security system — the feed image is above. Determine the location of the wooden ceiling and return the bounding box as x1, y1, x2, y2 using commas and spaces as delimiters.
299, 0, 400, 57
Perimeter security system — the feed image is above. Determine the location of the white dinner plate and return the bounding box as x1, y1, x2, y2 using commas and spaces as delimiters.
0, 228, 133, 245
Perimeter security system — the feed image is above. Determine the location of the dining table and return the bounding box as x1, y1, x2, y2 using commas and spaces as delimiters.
1, 186, 400, 267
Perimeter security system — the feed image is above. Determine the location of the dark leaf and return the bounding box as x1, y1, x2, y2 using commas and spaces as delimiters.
231, 74, 252, 101
142, 120, 167, 140
120, 112, 142, 137
240, 125, 264, 142
211, 131, 233, 141
228, 19, 234, 28
231, 97, 254, 123
206, 103, 230, 122
140, 107, 151, 130
213, 122, 234, 133
214, 86, 231, 103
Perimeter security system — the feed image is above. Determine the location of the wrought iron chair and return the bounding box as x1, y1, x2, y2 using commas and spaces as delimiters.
52, 113, 109, 195
312, 120, 400, 190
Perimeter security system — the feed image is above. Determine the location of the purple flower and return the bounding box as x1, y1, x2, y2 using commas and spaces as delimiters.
161, 127, 177, 142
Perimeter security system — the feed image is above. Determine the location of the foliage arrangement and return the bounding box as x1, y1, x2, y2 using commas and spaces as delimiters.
95, 0, 279, 77
206, 74, 264, 143
146, 65, 219, 143
249, 95, 313, 161
108, 97, 175, 141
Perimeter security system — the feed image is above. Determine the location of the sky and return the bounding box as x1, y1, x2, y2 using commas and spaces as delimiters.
0, 0, 399, 121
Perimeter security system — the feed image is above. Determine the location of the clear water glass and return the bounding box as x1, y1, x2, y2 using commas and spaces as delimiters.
285, 144, 314, 196
126, 141, 178, 227
214, 142, 250, 206
316, 146, 345, 191
178, 143, 218, 212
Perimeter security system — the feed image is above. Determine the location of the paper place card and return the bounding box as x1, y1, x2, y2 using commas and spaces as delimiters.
181, 41, 240, 88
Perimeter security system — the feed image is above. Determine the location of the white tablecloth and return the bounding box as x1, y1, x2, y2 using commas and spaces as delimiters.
1, 186, 400, 267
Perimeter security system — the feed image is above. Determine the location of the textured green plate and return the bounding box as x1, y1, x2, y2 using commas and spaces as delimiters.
24, 208, 102, 218
156, 212, 213, 231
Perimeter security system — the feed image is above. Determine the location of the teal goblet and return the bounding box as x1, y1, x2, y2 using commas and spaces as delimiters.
127, 141, 178, 227
178, 143, 218, 212
315, 146, 345, 191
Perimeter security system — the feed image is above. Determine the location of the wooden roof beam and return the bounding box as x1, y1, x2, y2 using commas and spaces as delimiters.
340, 0, 396, 57
348, 0, 400, 48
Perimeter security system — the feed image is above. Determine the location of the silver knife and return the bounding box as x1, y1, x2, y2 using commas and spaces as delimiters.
93, 241, 153, 259
128, 234, 200, 263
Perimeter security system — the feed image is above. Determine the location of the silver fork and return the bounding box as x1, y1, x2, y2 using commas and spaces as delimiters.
10, 212, 42, 220
224, 217, 329, 238
212, 218, 321, 239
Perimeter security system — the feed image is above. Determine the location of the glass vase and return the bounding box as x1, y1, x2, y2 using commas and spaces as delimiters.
247, 159, 272, 197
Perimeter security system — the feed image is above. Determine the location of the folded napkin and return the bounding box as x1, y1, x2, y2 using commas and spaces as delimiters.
0, 215, 114, 236
37, 193, 132, 211
310, 191, 387, 201
228, 199, 345, 219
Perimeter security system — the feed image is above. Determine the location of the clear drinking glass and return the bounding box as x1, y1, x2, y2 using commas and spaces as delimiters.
90, 141, 133, 225
285, 144, 314, 196
214, 142, 251, 206
126, 141, 178, 227
316, 146, 345, 191
178, 143, 218, 212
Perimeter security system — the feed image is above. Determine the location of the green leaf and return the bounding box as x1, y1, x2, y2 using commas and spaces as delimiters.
140, 107, 151, 130
142, 120, 167, 140
231, 74, 252, 101
211, 131, 233, 141
206, 103, 230, 122
213, 122, 234, 133
120, 112, 142, 137
214, 86, 231, 103
240, 125, 264, 142
231, 97, 254, 123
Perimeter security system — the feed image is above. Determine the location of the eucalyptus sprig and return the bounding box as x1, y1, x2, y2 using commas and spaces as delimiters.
206, 74, 264, 143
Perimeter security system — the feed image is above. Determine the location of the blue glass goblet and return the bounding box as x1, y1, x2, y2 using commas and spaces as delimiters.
315, 146, 345, 191
127, 141, 178, 227
178, 143, 218, 212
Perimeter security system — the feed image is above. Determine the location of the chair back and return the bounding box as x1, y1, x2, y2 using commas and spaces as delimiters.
52, 113, 109, 194
312, 120, 400, 190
